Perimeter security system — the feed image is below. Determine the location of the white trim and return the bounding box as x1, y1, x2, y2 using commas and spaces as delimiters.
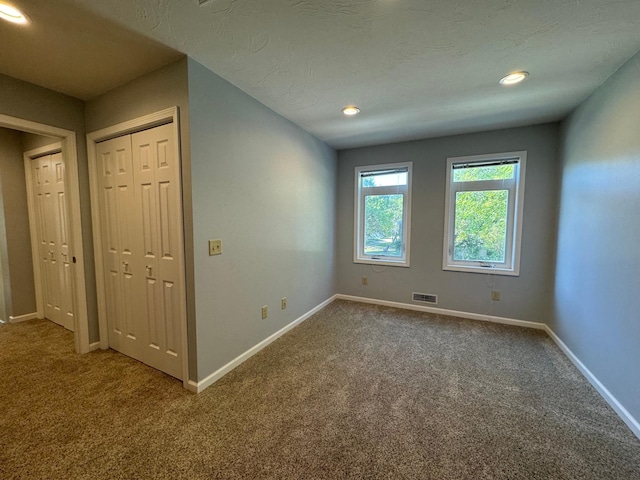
86, 107, 176, 143
0, 114, 90, 354
442, 264, 520, 277
335, 294, 546, 330
544, 326, 640, 439
187, 295, 337, 393
8, 312, 39, 323
87, 107, 190, 386
62, 132, 90, 353
88, 341, 101, 352
22, 143, 62, 158
87, 137, 108, 351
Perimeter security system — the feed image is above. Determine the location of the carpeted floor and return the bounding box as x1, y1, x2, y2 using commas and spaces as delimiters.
1, 300, 639, 479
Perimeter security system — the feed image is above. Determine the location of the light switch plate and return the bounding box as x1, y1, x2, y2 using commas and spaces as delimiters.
209, 239, 222, 256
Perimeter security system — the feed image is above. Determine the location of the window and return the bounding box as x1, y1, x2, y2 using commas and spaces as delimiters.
443, 151, 526, 276
354, 163, 412, 267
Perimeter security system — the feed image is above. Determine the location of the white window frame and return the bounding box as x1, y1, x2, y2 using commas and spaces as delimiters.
354, 162, 412, 267
443, 151, 526, 276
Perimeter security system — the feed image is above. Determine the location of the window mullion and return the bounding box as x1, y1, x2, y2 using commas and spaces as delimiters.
361, 185, 408, 196
453, 179, 515, 192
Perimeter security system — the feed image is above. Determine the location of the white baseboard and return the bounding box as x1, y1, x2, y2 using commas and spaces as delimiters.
335, 294, 547, 330
88, 341, 101, 352
544, 326, 640, 439
186, 295, 338, 393
8, 312, 39, 323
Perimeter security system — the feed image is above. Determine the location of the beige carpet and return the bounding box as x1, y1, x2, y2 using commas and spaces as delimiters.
1, 300, 639, 479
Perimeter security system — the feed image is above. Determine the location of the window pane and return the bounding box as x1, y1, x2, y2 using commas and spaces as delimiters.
362, 171, 407, 187
453, 190, 508, 262
364, 194, 403, 257
453, 164, 514, 182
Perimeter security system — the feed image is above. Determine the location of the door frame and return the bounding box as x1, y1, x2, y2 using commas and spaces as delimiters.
86, 106, 189, 386
0, 114, 91, 353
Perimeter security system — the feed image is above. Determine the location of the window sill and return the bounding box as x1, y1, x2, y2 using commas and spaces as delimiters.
443, 264, 519, 276
355, 257, 410, 268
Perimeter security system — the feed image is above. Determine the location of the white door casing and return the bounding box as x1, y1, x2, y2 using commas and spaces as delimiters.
88, 108, 188, 382
7, 114, 90, 354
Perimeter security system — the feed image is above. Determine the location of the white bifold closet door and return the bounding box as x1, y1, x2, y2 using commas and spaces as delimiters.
94, 123, 184, 379
31, 152, 74, 331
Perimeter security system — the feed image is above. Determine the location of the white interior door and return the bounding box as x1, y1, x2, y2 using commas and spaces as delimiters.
94, 123, 184, 379
95, 135, 146, 361
131, 124, 183, 378
30, 152, 74, 331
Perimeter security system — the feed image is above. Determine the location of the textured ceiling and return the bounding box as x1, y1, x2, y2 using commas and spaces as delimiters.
4, 0, 640, 148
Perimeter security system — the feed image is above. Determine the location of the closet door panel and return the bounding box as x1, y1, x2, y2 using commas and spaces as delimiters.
30, 154, 71, 328
132, 123, 184, 379
95, 136, 147, 358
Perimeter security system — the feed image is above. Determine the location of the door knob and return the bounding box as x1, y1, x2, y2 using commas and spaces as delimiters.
122, 261, 129, 272
146, 265, 152, 276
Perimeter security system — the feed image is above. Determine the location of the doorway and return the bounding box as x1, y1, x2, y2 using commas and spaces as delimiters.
0, 114, 90, 353
87, 107, 189, 382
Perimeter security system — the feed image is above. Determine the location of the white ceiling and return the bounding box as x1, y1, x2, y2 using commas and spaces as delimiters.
4, 0, 640, 149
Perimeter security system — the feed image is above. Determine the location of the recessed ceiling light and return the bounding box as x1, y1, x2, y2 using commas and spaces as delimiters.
342, 105, 360, 116
0, 2, 28, 24
499, 71, 529, 86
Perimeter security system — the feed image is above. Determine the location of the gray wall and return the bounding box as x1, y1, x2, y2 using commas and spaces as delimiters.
84, 58, 189, 134
187, 58, 337, 381
0, 128, 36, 317
84, 58, 195, 375
337, 124, 560, 324
553, 52, 640, 422
22, 132, 59, 151
0, 73, 85, 132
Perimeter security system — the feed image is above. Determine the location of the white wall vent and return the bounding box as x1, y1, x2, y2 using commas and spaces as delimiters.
412, 292, 437, 304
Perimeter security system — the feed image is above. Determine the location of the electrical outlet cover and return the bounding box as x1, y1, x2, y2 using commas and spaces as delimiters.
209, 239, 222, 256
